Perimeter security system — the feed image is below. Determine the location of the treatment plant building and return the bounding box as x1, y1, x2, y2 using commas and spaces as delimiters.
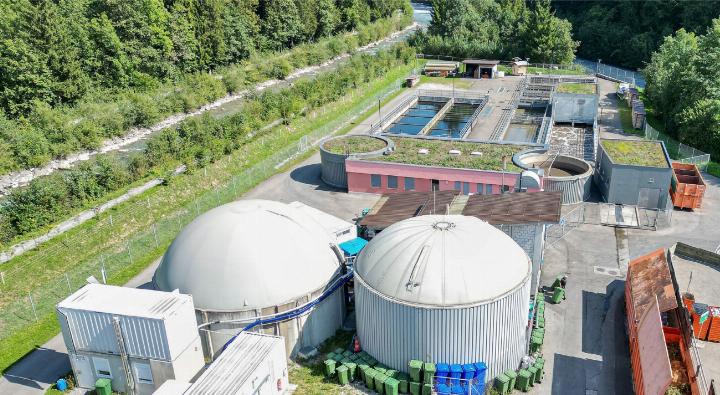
153, 199, 346, 359
354, 215, 532, 380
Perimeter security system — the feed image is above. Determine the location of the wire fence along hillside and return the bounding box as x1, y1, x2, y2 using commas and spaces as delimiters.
645, 123, 711, 170
0, 75, 408, 342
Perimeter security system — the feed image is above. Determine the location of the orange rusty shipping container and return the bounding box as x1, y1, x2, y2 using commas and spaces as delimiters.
707, 307, 720, 342
670, 163, 706, 209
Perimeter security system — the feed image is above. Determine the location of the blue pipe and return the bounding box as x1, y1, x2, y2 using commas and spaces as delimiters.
221, 270, 354, 351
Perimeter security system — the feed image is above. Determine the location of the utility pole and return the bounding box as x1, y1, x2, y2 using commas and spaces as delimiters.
378, 99, 382, 131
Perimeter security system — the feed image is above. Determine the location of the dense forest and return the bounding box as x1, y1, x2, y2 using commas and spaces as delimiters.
643, 19, 720, 160
553, 0, 720, 69
0, 0, 410, 174
410, 0, 577, 64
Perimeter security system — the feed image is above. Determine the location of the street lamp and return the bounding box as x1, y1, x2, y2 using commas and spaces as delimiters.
596, 59, 602, 74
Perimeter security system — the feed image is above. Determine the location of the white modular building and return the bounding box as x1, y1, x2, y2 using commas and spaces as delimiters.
288, 201, 357, 245
153, 199, 346, 360
56, 284, 204, 395
154, 333, 288, 395
354, 215, 532, 380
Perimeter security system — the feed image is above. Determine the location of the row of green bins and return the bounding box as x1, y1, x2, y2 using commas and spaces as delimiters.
534, 358, 545, 383
552, 287, 565, 304
423, 363, 435, 385
95, 378, 112, 395
397, 372, 410, 393
527, 366, 538, 387
409, 360, 423, 382
530, 328, 544, 353
375, 373, 388, 394
337, 365, 350, 385
494, 373, 510, 394
324, 359, 336, 377
386, 377, 400, 395
504, 369, 518, 392
516, 369, 532, 392
365, 369, 377, 389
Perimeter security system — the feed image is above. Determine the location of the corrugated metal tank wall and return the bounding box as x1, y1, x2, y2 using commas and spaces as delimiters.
320, 148, 349, 188
355, 275, 531, 381
319, 136, 393, 189
543, 174, 592, 204
198, 287, 344, 360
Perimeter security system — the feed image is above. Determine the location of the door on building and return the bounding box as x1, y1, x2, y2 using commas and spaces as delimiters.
71, 354, 96, 388
638, 188, 661, 208
431, 179, 440, 191
462, 182, 470, 195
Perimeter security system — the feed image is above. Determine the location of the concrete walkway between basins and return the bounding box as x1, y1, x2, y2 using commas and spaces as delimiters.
534, 172, 720, 395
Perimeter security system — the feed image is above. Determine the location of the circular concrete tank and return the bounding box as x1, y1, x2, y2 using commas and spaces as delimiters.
354, 215, 531, 380
514, 149, 593, 204
153, 199, 345, 359
319, 135, 392, 188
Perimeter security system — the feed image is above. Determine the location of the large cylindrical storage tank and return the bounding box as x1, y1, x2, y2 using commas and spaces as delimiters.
319, 135, 392, 188
355, 215, 531, 380
153, 199, 345, 359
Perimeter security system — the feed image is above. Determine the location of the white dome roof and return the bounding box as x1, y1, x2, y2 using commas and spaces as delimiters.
355, 215, 531, 307
154, 200, 341, 311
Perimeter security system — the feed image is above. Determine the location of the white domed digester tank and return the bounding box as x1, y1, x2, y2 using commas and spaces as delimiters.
354, 215, 531, 380
153, 200, 346, 359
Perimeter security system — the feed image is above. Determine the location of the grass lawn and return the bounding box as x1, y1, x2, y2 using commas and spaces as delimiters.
373, 137, 530, 172
322, 135, 388, 155
289, 330, 355, 395
418, 75, 473, 89
600, 139, 669, 167
0, 62, 415, 374
556, 83, 596, 94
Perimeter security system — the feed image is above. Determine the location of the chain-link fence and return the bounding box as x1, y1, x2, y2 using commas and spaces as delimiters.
644, 123, 711, 170
0, 73, 408, 342
574, 58, 646, 87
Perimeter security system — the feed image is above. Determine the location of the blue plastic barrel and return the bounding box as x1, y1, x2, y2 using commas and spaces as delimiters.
450, 385, 465, 394
461, 363, 476, 380
56, 378, 68, 391
449, 364, 462, 386
436, 363, 450, 378
473, 362, 487, 383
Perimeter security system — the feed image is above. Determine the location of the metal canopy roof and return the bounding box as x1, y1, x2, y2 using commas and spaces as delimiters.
462, 59, 500, 66
355, 215, 531, 307
359, 191, 562, 229
359, 190, 460, 230
461, 191, 562, 225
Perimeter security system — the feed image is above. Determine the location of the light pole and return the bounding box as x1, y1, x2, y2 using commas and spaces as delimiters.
596, 59, 602, 74
377, 99, 382, 131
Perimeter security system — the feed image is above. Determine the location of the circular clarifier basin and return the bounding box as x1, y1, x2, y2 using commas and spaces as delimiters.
513, 150, 593, 204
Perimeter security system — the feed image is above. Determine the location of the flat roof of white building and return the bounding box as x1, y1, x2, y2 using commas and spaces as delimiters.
58, 283, 192, 319
186, 333, 284, 394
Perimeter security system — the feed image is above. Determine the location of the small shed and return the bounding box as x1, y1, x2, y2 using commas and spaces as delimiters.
595, 139, 673, 209
463, 59, 500, 79
423, 60, 459, 77
512, 58, 529, 76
